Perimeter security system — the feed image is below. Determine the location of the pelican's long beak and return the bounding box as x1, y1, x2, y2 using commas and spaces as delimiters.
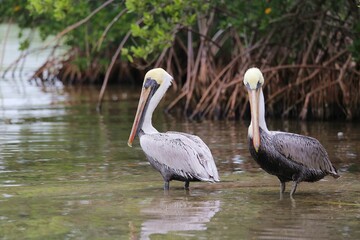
248, 88, 261, 152
127, 87, 152, 147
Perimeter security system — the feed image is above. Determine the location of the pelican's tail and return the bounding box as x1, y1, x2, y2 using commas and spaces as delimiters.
329, 166, 340, 179
213, 175, 220, 182
331, 172, 340, 179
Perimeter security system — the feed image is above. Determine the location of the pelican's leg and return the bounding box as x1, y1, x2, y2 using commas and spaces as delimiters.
290, 181, 298, 197
184, 181, 190, 190
279, 182, 286, 200
164, 181, 170, 191
280, 182, 286, 193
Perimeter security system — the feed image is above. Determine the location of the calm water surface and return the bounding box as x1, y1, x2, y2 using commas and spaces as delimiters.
0, 82, 359, 239
1, 25, 359, 239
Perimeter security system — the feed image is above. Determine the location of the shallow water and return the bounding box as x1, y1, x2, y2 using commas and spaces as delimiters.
1, 24, 359, 239
0, 81, 359, 239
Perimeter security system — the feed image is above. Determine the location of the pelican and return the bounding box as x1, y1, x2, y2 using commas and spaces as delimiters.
243, 67, 339, 197
128, 68, 220, 190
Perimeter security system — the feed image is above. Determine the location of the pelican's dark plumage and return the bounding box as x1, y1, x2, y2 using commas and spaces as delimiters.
244, 67, 339, 197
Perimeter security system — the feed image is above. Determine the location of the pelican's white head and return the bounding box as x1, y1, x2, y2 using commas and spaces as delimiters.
243, 67, 267, 152
128, 68, 173, 147
243, 67, 264, 90
144, 68, 173, 88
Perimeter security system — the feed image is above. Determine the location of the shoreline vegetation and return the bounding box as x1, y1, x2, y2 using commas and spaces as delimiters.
1, 0, 359, 120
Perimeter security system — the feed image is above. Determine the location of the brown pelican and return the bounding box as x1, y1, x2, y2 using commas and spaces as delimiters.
128, 68, 220, 190
243, 67, 339, 197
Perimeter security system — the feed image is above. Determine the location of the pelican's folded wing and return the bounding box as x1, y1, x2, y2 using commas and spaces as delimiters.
140, 132, 219, 182
167, 131, 220, 181
271, 131, 338, 175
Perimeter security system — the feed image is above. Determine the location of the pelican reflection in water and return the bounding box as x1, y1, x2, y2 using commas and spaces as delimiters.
243, 67, 339, 197
140, 196, 221, 239
128, 68, 220, 190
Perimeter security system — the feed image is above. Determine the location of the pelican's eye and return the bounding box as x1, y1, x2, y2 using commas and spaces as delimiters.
144, 78, 160, 90
256, 81, 262, 89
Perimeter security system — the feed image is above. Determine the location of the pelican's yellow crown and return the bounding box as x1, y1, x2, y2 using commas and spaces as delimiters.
243, 67, 264, 90
144, 68, 173, 86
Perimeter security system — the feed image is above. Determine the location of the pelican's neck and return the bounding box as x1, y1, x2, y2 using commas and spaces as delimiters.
141, 80, 172, 134
248, 88, 268, 137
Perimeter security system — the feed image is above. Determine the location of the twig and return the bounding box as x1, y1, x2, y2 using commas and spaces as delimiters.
96, 31, 132, 111
299, 80, 339, 120
184, 28, 194, 113
0, 19, 12, 73
336, 55, 352, 119
53, 0, 115, 47
96, 7, 127, 51
295, 12, 325, 84
96, 17, 144, 111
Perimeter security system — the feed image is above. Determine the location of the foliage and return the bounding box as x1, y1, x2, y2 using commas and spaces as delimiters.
125, 0, 207, 60
1, 0, 359, 119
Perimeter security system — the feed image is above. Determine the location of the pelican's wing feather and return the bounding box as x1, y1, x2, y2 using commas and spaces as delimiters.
271, 131, 338, 175
167, 131, 220, 181
140, 132, 219, 181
